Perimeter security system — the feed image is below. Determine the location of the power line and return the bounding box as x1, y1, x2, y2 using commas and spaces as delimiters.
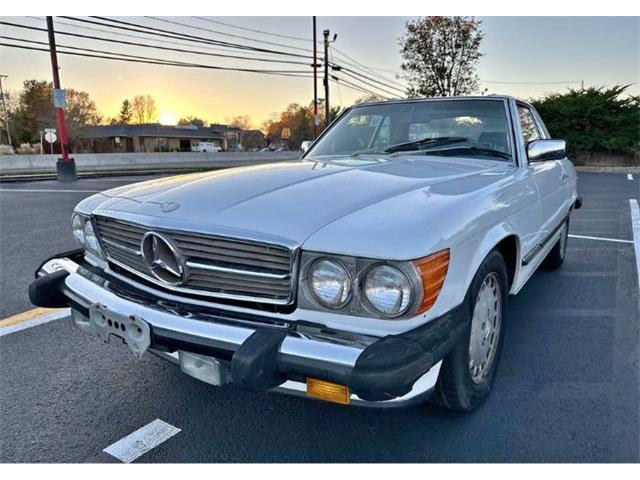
0, 41, 315, 78
193, 16, 314, 44
62, 16, 311, 59
337, 65, 405, 97
152, 16, 407, 95
331, 75, 390, 100
331, 45, 407, 89
83, 17, 403, 98
149, 16, 313, 55
0, 21, 315, 67
26, 16, 304, 61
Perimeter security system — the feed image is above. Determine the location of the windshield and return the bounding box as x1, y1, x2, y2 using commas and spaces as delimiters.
307, 99, 514, 162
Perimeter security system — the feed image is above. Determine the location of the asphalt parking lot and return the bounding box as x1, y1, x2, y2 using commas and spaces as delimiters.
0, 171, 638, 462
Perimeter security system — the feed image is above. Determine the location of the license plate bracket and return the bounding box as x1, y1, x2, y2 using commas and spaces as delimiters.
88, 303, 151, 359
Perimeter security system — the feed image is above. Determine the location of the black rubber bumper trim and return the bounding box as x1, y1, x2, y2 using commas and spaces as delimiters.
30, 250, 469, 401
348, 303, 469, 401
29, 269, 71, 308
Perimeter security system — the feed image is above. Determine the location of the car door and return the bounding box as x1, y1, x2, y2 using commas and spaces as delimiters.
517, 103, 568, 246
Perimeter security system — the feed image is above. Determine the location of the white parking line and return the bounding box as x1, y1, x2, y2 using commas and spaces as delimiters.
0, 189, 100, 193
0, 308, 70, 337
103, 419, 181, 463
628, 174, 634, 181
630, 199, 640, 287
568, 234, 634, 245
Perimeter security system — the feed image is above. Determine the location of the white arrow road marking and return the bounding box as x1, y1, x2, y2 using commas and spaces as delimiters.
103, 419, 181, 463
568, 234, 633, 244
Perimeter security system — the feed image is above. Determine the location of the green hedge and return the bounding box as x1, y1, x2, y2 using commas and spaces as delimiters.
531, 85, 639, 157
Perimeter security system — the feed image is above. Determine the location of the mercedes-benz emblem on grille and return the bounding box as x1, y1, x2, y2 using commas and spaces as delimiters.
140, 232, 185, 285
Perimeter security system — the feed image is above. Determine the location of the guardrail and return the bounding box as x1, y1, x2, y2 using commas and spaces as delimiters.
0, 151, 302, 177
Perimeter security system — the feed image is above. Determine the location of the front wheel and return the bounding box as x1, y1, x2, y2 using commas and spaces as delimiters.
432, 250, 508, 413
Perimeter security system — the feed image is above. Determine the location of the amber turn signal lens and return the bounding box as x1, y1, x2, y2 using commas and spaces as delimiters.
306, 378, 351, 405
413, 249, 450, 314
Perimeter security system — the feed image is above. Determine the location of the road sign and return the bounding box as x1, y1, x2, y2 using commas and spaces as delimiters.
281, 127, 291, 140
52, 88, 67, 109
44, 131, 57, 144
44, 128, 56, 134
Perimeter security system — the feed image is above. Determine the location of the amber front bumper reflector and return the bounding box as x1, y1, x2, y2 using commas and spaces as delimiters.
306, 378, 351, 405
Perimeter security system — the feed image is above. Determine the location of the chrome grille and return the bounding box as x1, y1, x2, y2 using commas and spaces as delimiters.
94, 216, 295, 304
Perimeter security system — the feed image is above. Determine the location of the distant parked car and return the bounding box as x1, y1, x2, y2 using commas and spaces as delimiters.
191, 141, 221, 153
31, 96, 580, 412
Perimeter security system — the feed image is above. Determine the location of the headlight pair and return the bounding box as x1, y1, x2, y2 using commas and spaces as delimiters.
302, 249, 449, 319
72, 213, 105, 260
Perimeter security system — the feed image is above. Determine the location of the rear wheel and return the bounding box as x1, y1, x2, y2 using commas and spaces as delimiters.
432, 250, 508, 412
543, 218, 569, 270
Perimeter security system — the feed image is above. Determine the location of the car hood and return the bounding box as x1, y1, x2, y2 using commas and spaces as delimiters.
84, 156, 512, 248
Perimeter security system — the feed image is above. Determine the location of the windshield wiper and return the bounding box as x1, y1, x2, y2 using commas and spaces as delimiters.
421, 145, 513, 161
384, 136, 468, 153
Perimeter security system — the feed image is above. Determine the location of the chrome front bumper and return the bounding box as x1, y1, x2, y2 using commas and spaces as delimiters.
32, 254, 451, 408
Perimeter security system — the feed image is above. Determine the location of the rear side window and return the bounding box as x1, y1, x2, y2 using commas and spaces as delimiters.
517, 105, 540, 143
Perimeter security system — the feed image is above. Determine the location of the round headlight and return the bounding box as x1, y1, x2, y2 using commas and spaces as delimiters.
308, 258, 351, 309
72, 214, 86, 246
83, 220, 104, 259
363, 264, 413, 317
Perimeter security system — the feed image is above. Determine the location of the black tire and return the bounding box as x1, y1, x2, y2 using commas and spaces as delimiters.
542, 218, 569, 270
432, 250, 508, 413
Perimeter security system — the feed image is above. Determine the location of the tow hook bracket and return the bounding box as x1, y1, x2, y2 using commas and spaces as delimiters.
89, 303, 151, 359
231, 329, 287, 391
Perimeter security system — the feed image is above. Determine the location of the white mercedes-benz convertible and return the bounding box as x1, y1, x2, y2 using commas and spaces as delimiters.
30, 96, 580, 412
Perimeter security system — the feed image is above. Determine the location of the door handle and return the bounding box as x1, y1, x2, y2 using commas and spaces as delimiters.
561, 173, 569, 181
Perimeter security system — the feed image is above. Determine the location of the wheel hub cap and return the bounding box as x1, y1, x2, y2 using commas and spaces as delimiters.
469, 272, 502, 384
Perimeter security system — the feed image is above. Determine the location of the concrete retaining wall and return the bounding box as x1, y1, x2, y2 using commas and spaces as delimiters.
0, 151, 302, 175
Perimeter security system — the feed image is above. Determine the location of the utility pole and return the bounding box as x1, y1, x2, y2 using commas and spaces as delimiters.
323, 29, 330, 129
46, 16, 76, 181
0, 75, 11, 146
312, 17, 319, 138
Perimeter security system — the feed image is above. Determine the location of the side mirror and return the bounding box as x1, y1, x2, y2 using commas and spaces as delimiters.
300, 140, 313, 153
527, 139, 566, 162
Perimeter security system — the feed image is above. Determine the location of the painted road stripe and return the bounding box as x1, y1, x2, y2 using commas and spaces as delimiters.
568, 234, 634, 245
630, 199, 640, 288
0, 308, 70, 337
628, 174, 634, 181
0, 188, 100, 193
103, 419, 181, 463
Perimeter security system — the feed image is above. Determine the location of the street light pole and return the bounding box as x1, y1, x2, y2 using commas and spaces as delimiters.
0, 74, 12, 146
46, 16, 76, 181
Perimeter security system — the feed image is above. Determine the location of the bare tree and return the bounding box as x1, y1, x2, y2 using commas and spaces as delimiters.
131, 94, 158, 124
228, 115, 253, 130
400, 17, 484, 97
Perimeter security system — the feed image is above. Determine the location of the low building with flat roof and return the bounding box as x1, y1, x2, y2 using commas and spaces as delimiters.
77, 123, 243, 153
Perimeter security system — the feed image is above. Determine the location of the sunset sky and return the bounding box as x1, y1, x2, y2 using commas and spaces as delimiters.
0, 16, 638, 128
